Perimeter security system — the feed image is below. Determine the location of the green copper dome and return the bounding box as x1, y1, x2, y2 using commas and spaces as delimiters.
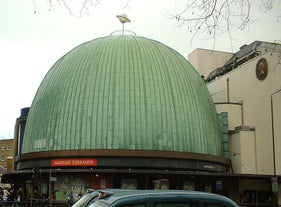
23, 35, 222, 156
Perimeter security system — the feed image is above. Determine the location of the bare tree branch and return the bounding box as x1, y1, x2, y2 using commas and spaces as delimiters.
259, 0, 273, 12
123, 0, 132, 9
32, 0, 101, 17
168, 0, 281, 49
34, 0, 133, 17
33, 0, 279, 49
168, 0, 254, 49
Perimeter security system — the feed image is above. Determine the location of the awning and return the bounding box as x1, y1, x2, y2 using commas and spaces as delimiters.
1, 170, 33, 183
1, 168, 276, 183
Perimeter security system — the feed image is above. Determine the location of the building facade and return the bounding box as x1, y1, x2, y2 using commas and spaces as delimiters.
189, 41, 281, 206
2, 35, 280, 206
0, 138, 14, 184
188, 48, 233, 79
2, 34, 232, 202
0, 139, 14, 172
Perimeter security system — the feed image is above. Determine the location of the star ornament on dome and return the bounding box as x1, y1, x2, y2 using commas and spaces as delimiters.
116, 14, 131, 35
116, 14, 131, 24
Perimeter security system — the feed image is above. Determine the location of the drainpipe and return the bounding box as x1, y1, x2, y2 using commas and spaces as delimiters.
270, 88, 281, 207
271, 88, 281, 176
226, 77, 230, 102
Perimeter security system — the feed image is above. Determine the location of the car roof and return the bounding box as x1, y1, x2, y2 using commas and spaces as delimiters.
97, 189, 238, 206
99, 189, 219, 197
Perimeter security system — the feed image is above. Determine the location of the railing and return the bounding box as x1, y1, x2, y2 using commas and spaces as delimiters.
110, 30, 136, 36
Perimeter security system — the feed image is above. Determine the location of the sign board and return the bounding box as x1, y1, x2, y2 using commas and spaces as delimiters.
51, 158, 98, 167
216, 180, 223, 190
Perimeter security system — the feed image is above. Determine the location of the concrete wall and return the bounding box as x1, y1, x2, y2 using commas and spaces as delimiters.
230, 130, 256, 174
188, 48, 233, 78
207, 48, 281, 175
215, 103, 242, 131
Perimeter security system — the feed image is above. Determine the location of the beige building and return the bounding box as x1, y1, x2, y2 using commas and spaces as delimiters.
188, 48, 233, 79
0, 139, 14, 172
0, 140, 13, 184
189, 41, 281, 204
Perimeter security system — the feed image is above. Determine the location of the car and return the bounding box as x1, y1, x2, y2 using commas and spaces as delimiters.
72, 189, 99, 207
72, 189, 136, 207
89, 189, 239, 207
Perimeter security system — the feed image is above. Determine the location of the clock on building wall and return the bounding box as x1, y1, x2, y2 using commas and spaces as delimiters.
256, 58, 268, 80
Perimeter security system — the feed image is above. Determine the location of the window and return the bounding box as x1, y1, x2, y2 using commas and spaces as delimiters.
0, 156, 4, 162
204, 202, 232, 207
72, 193, 98, 207
1, 145, 5, 151
6, 145, 11, 150
120, 204, 146, 207
155, 202, 199, 207
91, 202, 146, 207
90, 200, 110, 207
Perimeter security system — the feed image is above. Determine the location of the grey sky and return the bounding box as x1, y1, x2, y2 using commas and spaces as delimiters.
0, 0, 280, 138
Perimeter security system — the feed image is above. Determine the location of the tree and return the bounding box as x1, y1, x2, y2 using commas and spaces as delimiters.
36, 0, 280, 48
34, 0, 131, 17
33, 0, 102, 17
168, 0, 280, 48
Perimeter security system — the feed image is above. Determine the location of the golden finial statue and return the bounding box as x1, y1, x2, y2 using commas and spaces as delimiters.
116, 14, 131, 35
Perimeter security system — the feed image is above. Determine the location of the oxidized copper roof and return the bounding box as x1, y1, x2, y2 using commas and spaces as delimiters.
23, 35, 222, 156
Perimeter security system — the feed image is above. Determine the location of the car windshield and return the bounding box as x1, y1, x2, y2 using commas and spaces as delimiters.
72, 193, 97, 207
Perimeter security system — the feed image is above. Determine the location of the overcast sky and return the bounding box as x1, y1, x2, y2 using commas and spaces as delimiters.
0, 0, 280, 139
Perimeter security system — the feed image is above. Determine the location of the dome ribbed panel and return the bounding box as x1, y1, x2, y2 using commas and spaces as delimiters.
23, 36, 222, 156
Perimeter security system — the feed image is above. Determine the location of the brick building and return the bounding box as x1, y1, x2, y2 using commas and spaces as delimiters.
0, 139, 14, 173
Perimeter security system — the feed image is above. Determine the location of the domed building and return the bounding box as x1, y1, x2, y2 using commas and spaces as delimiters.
7, 33, 230, 201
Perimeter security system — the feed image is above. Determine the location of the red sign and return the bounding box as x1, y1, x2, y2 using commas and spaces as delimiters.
51, 158, 98, 167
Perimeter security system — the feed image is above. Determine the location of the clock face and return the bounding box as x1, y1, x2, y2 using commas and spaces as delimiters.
256, 58, 268, 80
